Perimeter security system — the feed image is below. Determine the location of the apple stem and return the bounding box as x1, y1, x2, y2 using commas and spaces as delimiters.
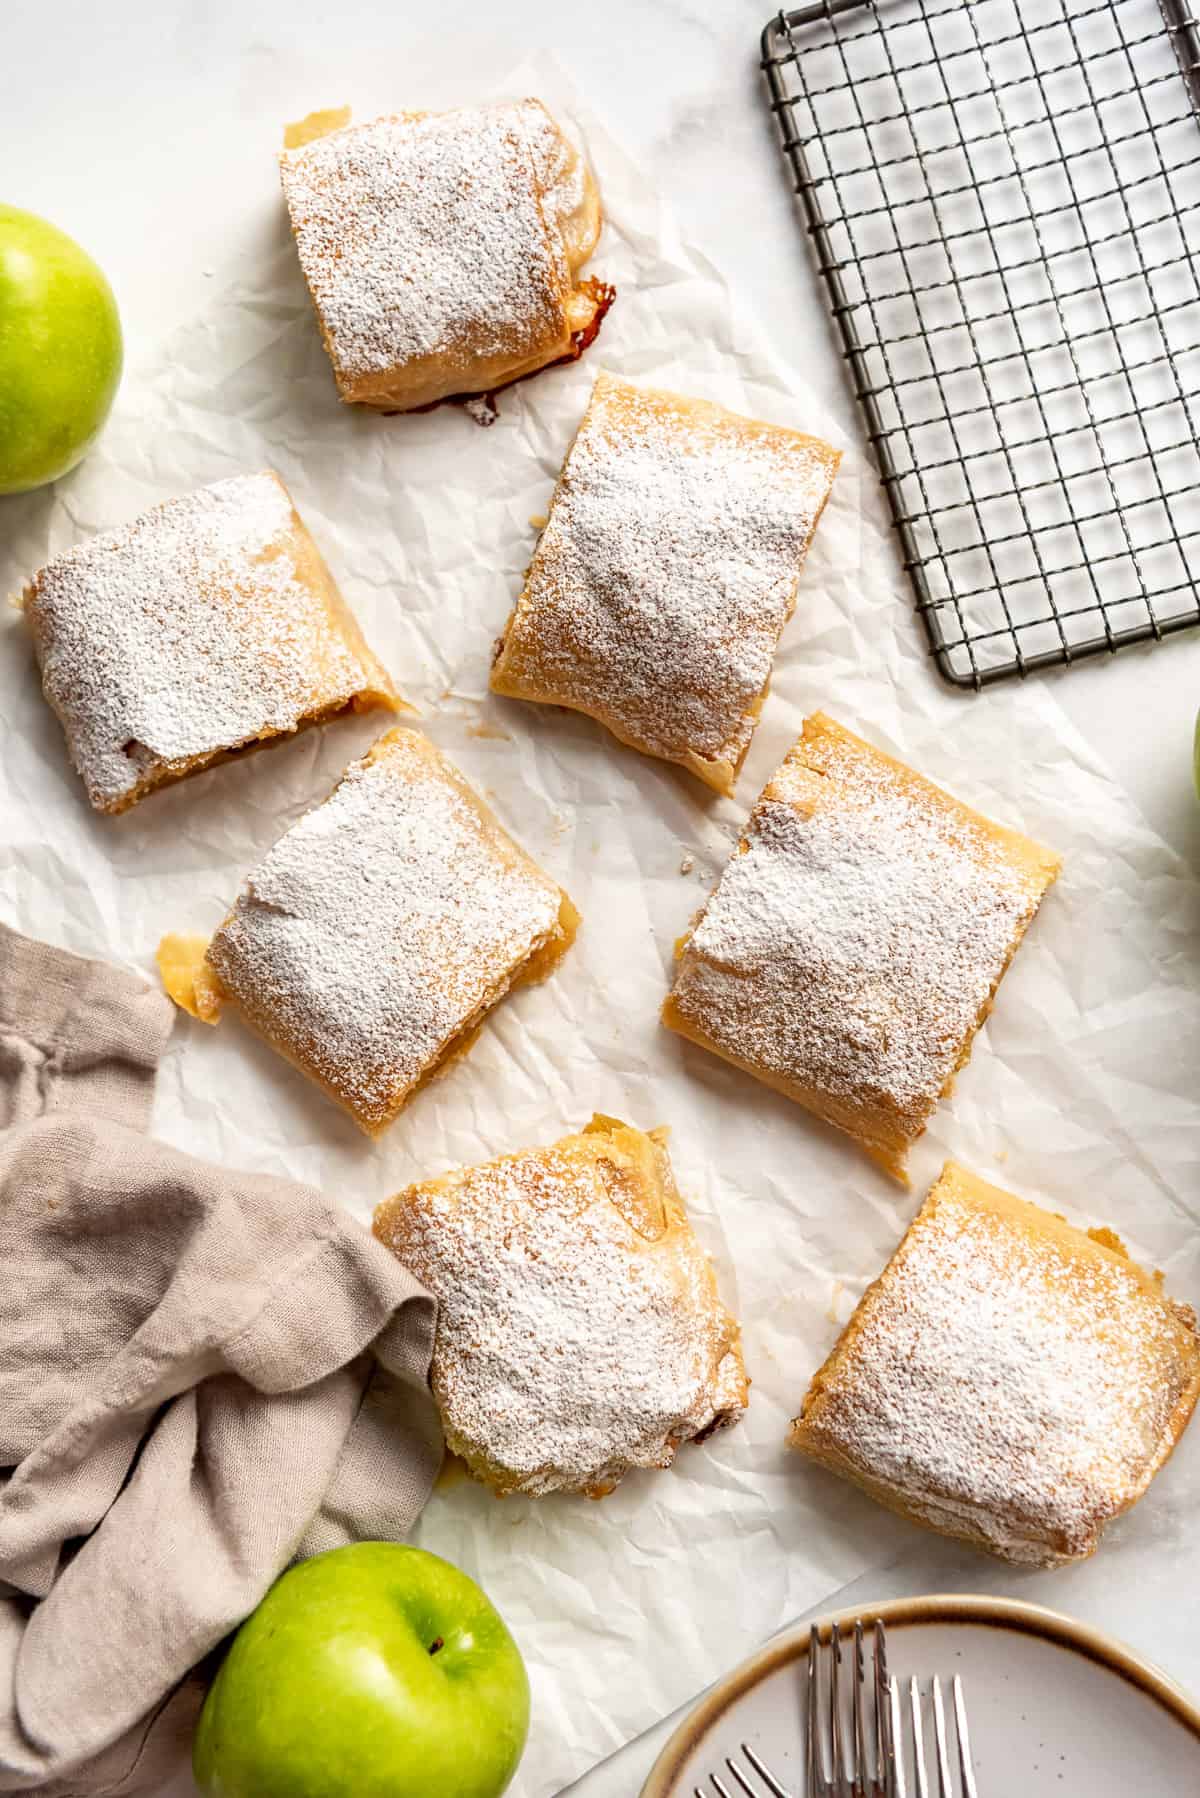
429, 1637, 445, 1656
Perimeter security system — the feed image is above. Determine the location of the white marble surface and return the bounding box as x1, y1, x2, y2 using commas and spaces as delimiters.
5, 5, 1200, 1795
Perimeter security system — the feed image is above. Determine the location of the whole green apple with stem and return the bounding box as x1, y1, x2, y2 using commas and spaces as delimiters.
194, 1543, 530, 1798
0, 204, 122, 494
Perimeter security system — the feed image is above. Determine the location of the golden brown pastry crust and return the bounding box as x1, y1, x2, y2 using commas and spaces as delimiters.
491, 373, 840, 794
20, 471, 398, 815
789, 1162, 1200, 1567
373, 1115, 748, 1497
662, 713, 1061, 1180
159, 728, 577, 1135
279, 100, 605, 412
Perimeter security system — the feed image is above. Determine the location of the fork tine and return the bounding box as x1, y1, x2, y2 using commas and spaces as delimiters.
873, 1622, 890, 1796
852, 1620, 866, 1796
830, 1625, 844, 1790
889, 1677, 907, 1798
910, 1677, 929, 1798
723, 1757, 760, 1798
931, 1678, 952, 1798
721, 1623, 977, 1798
742, 1742, 793, 1798
808, 1624, 824, 1795
952, 1678, 979, 1798
744, 1740, 791, 1798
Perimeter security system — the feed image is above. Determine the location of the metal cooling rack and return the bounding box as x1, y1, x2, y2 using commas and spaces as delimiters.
761, 0, 1200, 687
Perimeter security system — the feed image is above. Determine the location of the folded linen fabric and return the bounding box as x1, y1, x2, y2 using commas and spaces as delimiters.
0, 923, 441, 1794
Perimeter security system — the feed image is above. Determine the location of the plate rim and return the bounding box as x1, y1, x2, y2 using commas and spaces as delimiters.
640, 1592, 1200, 1794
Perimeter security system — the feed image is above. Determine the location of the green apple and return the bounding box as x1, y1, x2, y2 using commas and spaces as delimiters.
0, 204, 122, 494
194, 1543, 530, 1798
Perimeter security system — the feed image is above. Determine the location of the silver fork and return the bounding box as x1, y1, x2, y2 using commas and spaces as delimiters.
695, 1619, 979, 1798
806, 1620, 892, 1797
694, 1618, 890, 1798
897, 1672, 978, 1798
693, 1740, 793, 1798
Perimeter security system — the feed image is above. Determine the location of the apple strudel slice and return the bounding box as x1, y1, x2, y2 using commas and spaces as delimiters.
491, 372, 840, 794
373, 1114, 748, 1497
789, 1161, 1200, 1567
279, 99, 610, 412
157, 728, 578, 1135
19, 470, 397, 814
663, 713, 1060, 1180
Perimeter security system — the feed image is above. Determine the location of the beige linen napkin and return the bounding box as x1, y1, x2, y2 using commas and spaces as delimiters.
0, 924, 441, 1795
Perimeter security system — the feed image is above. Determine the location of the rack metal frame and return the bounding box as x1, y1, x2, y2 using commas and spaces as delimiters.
762, 0, 1200, 687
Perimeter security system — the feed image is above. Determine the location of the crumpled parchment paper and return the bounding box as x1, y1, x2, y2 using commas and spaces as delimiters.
2, 56, 1198, 1798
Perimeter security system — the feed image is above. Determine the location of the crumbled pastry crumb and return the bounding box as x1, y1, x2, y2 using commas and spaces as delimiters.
679, 853, 695, 875
156, 934, 223, 1023
283, 105, 352, 150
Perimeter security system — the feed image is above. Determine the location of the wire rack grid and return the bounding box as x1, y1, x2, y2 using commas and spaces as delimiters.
762, 0, 1200, 688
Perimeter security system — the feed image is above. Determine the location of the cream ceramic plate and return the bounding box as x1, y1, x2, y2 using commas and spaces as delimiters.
641, 1595, 1200, 1794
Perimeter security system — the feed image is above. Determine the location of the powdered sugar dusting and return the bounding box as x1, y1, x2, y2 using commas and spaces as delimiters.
795, 1170, 1200, 1564
280, 101, 569, 389
207, 729, 566, 1130
521, 97, 589, 274
376, 1125, 746, 1496
669, 718, 1056, 1151
493, 375, 840, 780
23, 472, 382, 811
